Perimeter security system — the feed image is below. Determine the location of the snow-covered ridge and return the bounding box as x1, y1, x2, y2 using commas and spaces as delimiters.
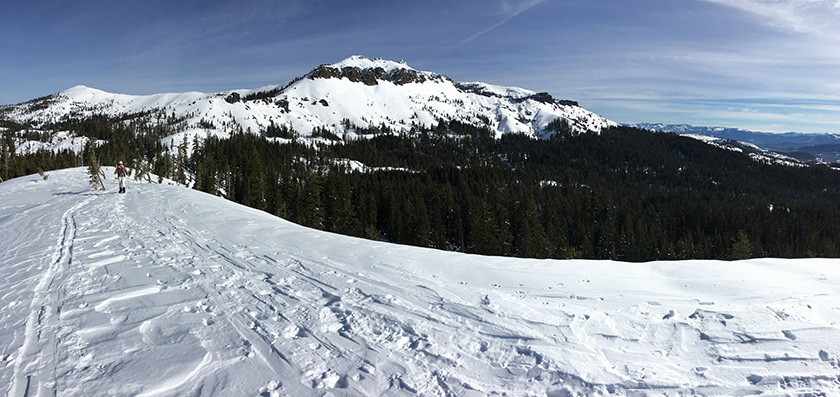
330, 55, 415, 73
2, 168, 839, 395
634, 122, 840, 163
308, 55, 443, 86
681, 133, 806, 167
3, 56, 617, 141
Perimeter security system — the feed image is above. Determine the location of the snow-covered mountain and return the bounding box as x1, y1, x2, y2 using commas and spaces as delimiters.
634, 123, 840, 163
2, 168, 839, 396
677, 133, 807, 168
2, 56, 616, 142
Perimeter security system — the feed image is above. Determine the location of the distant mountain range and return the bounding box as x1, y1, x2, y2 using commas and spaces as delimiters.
632, 123, 840, 163
4, 56, 838, 167
1, 56, 616, 143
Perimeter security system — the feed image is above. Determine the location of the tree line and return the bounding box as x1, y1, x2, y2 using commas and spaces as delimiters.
3, 115, 840, 261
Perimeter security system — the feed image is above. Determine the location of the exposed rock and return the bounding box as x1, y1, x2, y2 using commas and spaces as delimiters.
525, 92, 555, 104
312, 63, 432, 86
362, 67, 386, 86
277, 98, 290, 112
454, 83, 495, 97
390, 68, 423, 85
225, 92, 241, 104
514, 92, 579, 107
341, 67, 362, 82
312, 65, 341, 79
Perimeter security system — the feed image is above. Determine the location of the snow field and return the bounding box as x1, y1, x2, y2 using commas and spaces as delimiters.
7, 57, 618, 152
0, 168, 839, 396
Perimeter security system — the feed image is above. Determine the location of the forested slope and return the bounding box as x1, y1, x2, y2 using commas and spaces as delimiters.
5, 116, 837, 261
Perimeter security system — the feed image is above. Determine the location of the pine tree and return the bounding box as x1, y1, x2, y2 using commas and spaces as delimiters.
516, 198, 547, 258
728, 230, 752, 260
174, 138, 188, 185
1, 131, 15, 182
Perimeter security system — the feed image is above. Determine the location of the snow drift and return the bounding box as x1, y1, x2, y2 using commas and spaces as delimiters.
1, 168, 839, 396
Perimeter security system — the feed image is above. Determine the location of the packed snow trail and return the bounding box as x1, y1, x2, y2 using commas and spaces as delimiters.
1, 168, 839, 396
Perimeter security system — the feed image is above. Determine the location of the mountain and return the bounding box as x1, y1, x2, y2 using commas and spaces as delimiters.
4, 57, 840, 263
2, 167, 839, 396
634, 123, 840, 163
1, 56, 616, 142
668, 133, 807, 168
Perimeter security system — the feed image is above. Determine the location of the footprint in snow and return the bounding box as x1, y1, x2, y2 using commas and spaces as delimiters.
746, 374, 762, 385
818, 350, 830, 362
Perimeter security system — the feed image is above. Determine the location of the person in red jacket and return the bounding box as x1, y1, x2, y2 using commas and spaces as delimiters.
115, 161, 127, 193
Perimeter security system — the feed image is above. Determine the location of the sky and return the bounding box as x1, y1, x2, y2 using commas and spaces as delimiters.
2, 0, 839, 133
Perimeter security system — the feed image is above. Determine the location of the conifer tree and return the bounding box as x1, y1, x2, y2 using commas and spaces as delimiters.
512, 198, 547, 258
174, 138, 188, 185
1, 131, 12, 182
728, 230, 752, 260
302, 173, 325, 229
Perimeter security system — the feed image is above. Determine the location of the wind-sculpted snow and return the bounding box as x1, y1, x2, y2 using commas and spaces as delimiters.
1, 168, 839, 396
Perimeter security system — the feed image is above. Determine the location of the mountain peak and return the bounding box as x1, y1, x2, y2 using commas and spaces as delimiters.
307, 55, 443, 87
61, 85, 113, 101
5, 57, 616, 137
327, 55, 413, 73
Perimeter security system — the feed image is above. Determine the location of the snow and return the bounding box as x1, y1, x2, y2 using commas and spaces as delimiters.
682, 134, 807, 167
1, 168, 839, 396
327, 55, 414, 73
14, 130, 99, 156
457, 81, 535, 100
6, 57, 617, 144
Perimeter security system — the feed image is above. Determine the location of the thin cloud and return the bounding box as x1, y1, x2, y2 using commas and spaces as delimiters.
457, 0, 545, 46
706, 0, 840, 42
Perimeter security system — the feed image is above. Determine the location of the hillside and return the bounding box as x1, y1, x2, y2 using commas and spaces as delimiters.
2, 168, 839, 396
1, 56, 616, 142
634, 123, 840, 163
3, 58, 840, 262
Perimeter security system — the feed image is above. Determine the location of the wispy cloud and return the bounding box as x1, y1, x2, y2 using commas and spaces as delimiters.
591, 95, 840, 133
706, 0, 840, 45
457, 0, 545, 46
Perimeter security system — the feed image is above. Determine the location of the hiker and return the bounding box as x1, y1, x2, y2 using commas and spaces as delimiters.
115, 161, 127, 193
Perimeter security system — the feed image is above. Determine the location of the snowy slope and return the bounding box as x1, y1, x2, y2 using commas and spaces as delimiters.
1, 168, 839, 396
3, 56, 616, 143
680, 134, 806, 168
11, 130, 100, 156
634, 123, 840, 163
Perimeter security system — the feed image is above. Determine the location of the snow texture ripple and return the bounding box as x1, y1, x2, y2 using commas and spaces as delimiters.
1, 168, 839, 396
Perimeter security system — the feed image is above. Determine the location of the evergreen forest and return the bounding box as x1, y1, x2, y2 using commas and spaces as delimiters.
3, 114, 840, 261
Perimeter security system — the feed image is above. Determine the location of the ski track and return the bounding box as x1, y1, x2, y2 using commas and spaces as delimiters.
9, 195, 94, 396
2, 168, 840, 396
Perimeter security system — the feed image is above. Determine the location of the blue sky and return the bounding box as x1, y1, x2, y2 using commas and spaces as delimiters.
2, 0, 839, 133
